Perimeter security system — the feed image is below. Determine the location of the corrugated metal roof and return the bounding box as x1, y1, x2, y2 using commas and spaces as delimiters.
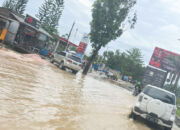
0, 14, 15, 22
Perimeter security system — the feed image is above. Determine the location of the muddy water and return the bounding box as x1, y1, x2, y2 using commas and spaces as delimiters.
0, 49, 179, 130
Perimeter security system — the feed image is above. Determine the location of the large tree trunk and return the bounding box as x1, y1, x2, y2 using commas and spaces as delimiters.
83, 45, 102, 75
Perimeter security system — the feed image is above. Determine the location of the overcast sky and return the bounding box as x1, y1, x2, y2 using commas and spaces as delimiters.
1, 0, 180, 64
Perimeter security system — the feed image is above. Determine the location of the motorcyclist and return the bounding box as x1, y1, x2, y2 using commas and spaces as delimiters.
133, 81, 141, 96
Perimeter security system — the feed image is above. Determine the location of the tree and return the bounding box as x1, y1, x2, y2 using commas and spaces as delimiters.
171, 56, 180, 90
164, 85, 180, 97
2, 0, 28, 14
103, 48, 145, 81
2, 0, 14, 10
14, 0, 28, 14
126, 48, 143, 65
36, 0, 64, 41
83, 0, 137, 75
3, 0, 15, 10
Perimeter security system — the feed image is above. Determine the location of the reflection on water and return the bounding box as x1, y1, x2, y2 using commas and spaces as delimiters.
0, 49, 178, 130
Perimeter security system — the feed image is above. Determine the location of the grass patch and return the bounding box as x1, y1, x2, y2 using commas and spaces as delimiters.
177, 108, 180, 117
177, 98, 180, 105
177, 98, 180, 117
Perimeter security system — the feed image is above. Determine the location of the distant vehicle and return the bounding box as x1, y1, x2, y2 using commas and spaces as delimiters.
107, 72, 118, 81
122, 75, 128, 81
130, 79, 137, 84
130, 85, 176, 130
51, 51, 82, 74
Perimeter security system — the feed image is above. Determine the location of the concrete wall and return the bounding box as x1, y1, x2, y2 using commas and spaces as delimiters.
5, 21, 19, 44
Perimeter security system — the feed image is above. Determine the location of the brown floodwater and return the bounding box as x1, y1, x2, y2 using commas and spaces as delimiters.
0, 49, 179, 130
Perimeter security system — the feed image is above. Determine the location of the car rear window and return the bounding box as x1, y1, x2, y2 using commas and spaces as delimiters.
68, 55, 81, 63
143, 86, 176, 105
57, 52, 66, 56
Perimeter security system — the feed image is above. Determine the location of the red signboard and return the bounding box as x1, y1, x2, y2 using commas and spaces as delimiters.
77, 42, 87, 54
59, 37, 78, 48
149, 47, 179, 72
25, 15, 41, 29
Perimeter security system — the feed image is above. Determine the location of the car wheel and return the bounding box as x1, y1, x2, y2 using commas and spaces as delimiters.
129, 111, 137, 120
164, 127, 172, 130
50, 58, 54, 63
72, 70, 78, 74
59, 62, 65, 70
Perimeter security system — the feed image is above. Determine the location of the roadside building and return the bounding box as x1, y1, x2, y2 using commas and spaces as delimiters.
0, 7, 53, 54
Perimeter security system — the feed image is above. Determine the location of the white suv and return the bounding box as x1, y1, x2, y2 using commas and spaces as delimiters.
130, 85, 176, 130
51, 51, 82, 74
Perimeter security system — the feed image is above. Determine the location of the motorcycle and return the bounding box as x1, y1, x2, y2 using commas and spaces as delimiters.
133, 86, 140, 96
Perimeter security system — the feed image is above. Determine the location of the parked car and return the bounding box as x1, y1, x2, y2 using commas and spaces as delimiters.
107, 72, 118, 81
122, 75, 128, 81
130, 85, 176, 130
51, 51, 82, 74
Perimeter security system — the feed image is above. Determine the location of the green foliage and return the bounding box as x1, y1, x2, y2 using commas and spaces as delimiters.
68, 46, 77, 52
164, 85, 180, 97
3, 0, 28, 14
169, 56, 180, 88
36, 0, 64, 41
103, 48, 145, 81
171, 56, 180, 71
177, 98, 180, 117
177, 98, 180, 105
83, 0, 137, 74
61, 34, 69, 39
126, 48, 143, 65
90, 0, 137, 49
2, 0, 14, 10
14, 0, 28, 14
177, 108, 180, 117
41, 24, 59, 42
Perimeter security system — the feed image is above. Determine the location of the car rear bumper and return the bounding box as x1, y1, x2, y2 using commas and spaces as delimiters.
133, 106, 173, 128
64, 62, 81, 71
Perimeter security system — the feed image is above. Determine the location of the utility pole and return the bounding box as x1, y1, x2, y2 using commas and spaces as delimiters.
73, 28, 78, 43
65, 21, 75, 51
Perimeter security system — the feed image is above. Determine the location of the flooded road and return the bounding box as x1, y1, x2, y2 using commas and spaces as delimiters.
0, 49, 179, 130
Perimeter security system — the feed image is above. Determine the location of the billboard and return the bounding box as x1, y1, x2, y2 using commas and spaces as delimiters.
149, 47, 179, 72
25, 15, 41, 29
77, 33, 89, 54
142, 66, 167, 88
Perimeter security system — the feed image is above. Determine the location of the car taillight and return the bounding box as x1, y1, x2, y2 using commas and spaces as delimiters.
172, 108, 176, 115
67, 59, 72, 63
138, 95, 143, 102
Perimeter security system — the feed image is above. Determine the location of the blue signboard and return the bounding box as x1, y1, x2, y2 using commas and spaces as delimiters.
76, 53, 83, 59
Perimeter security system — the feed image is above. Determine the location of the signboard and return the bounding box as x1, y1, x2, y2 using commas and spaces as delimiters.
76, 53, 83, 59
77, 42, 87, 54
77, 33, 89, 54
149, 47, 179, 72
142, 66, 167, 88
25, 15, 41, 29
81, 33, 90, 43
